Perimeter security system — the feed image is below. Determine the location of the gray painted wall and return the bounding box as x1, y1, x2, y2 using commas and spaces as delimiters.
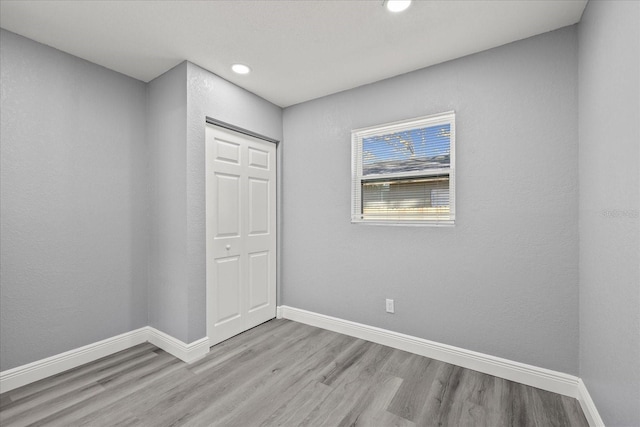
578, 1, 640, 425
146, 61, 283, 343
282, 27, 580, 374
185, 62, 283, 342
147, 62, 189, 342
0, 32, 283, 365
0, 30, 148, 370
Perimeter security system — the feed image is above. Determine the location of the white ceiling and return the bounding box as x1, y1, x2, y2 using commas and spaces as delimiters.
0, 0, 587, 108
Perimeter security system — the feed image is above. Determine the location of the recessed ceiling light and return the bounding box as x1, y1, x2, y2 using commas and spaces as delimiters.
384, 0, 411, 13
231, 64, 251, 74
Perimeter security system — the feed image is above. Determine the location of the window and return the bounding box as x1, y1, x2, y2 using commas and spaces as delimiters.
351, 111, 455, 225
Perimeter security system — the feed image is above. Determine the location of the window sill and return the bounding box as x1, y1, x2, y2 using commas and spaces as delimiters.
351, 219, 455, 227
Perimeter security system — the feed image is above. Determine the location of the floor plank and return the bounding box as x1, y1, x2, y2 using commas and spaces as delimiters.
0, 319, 589, 426
0, 350, 159, 421
387, 354, 443, 422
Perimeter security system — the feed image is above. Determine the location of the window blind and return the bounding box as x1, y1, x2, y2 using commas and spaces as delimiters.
351, 112, 455, 225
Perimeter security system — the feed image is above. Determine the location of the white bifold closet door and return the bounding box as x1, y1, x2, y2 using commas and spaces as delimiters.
205, 124, 276, 346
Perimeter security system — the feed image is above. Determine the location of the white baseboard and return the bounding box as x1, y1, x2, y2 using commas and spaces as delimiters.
577, 379, 605, 427
0, 327, 210, 394
0, 328, 148, 394
146, 328, 210, 364
279, 305, 580, 398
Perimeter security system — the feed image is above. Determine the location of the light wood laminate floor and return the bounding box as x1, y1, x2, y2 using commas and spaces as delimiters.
0, 319, 588, 426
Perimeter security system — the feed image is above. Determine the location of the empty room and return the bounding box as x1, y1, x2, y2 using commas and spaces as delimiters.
0, 0, 638, 426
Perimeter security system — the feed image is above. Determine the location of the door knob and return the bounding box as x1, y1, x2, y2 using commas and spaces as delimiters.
226, 245, 231, 250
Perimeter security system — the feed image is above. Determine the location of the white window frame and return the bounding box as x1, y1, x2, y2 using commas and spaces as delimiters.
351, 111, 456, 226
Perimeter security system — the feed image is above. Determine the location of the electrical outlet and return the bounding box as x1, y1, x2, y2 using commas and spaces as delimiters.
386, 298, 395, 314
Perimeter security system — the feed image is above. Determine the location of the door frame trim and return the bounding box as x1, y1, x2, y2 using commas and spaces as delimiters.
205, 117, 280, 145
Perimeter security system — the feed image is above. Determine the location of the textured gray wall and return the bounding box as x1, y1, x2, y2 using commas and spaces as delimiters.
0, 30, 148, 370
1, 35, 283, 363
578, 1, 640, 425
146, 62, 283, 343
147, 62, 189, 342
282, 27, 580, 374
185, 62, 283, 342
